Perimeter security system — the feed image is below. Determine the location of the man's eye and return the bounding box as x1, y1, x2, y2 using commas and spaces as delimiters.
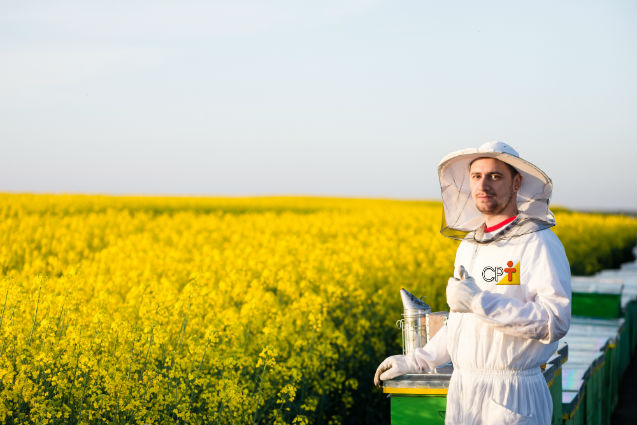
490, 174, 500, 180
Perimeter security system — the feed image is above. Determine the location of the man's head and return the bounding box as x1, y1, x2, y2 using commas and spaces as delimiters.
469, 157, 522, 219
438, 141, 555, 240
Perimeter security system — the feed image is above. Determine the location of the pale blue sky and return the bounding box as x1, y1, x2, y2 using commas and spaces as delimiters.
1, 0, 636, 211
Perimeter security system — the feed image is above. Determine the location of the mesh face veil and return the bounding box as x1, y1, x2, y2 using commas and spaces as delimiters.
438, 141, 555, 243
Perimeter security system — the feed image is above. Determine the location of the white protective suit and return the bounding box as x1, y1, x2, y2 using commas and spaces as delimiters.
414, 226, 571, 424
382, 142, 571, 425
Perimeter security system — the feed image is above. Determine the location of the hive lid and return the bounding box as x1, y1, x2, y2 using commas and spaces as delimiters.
400, 288, 431, 311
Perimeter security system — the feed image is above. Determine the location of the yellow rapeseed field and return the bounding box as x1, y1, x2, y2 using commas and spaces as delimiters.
0, 194, 635, 425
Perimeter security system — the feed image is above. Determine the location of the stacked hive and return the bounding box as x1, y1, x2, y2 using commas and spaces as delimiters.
560, 251, 636, 425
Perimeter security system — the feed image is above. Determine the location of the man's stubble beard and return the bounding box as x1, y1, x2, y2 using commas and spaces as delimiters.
475, 190, 517, 216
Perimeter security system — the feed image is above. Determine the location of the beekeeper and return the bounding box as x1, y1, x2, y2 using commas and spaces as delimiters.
374, 141, 571, 425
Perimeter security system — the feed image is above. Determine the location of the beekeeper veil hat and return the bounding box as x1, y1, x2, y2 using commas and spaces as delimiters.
438, 141, 555, 242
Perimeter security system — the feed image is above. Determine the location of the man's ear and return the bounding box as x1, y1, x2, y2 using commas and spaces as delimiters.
513, 174, 522, 192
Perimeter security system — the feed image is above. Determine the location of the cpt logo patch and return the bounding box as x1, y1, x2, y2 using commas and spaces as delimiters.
482, 261, 521, 285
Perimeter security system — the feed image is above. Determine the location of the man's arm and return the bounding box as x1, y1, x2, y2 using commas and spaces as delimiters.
470, 232, 571, 344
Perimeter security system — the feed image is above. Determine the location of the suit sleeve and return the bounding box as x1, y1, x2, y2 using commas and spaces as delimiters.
469, 232, 571, 344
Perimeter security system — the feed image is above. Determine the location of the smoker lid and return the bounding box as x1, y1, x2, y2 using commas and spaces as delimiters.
400, 288, 431, 311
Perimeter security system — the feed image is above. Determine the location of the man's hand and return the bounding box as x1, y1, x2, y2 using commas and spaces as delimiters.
373, 354, 421, 386
446, 265, 481, 313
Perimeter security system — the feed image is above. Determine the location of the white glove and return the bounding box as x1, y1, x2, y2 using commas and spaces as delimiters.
373, 353, 422, 386
446, 265, 481, 313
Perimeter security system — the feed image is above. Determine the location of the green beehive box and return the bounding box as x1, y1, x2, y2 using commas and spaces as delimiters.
571, 279, 623, 318
562, 366, 589, 425
569, 317, 628, 381
383, 365, 452, 425
562, 335, 615, 423
389, 396, 447, 425
596, 268, 637, 353
567, 351, 606, 425
562, 388, 586, 425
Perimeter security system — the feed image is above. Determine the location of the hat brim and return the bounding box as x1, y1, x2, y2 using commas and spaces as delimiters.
438, 149, 551, 187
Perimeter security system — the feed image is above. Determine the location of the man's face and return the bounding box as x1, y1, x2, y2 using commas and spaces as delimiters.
469, 158, 521, 216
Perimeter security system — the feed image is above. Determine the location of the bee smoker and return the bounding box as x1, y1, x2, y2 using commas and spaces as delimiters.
396, 288, 448, 355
